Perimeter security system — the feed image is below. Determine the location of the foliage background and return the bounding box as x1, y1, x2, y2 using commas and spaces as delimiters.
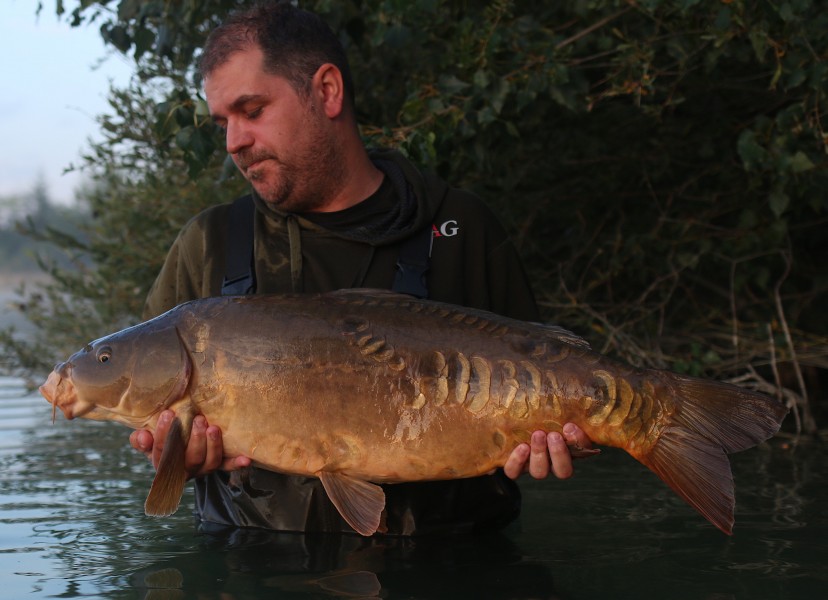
5, 0, 826, 434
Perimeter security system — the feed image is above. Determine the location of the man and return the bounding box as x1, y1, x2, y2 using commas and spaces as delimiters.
131, 2, 593, 535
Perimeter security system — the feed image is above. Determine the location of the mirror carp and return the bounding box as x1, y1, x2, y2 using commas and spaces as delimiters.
40, 289, 788, 536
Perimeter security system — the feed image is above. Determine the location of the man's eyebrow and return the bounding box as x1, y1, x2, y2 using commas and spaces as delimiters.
212, 94, 268, 120
229, 94, 268, 112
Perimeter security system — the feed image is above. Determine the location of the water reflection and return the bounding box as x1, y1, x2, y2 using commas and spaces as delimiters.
126, 527, 562, 599
1, 376, 826, 599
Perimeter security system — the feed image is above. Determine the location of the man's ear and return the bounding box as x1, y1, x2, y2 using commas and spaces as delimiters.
313, 63, 345, 119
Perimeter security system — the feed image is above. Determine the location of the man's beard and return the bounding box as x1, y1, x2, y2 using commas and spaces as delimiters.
241, 153, 307, 210
236, 123, 345, 213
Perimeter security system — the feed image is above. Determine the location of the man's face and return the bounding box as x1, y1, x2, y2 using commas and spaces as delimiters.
204, 46, 340, 212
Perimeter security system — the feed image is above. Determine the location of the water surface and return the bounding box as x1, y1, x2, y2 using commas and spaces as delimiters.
1, 376, 825, 599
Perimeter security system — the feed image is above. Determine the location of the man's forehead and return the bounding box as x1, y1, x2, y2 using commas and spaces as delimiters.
203, 43, 263, 76
204, 51, 268, 105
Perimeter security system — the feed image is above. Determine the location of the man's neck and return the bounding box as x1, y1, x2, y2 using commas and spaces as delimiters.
310, 152, 384, 213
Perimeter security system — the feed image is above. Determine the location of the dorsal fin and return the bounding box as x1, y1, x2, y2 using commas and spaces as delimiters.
327, 288, 592, 349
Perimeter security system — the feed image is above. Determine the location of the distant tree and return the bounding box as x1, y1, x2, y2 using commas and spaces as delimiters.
0, 193, 24, 227
9, 0, 826, 432
0, 80, 245, 379
0, 180, 77, 272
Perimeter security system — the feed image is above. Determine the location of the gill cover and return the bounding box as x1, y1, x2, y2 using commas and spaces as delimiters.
124, 325, 192, 418
66, 322, 191, 425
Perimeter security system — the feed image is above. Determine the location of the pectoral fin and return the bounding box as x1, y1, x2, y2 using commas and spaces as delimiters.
144, 416, 189, 517
317, 471, 386, 536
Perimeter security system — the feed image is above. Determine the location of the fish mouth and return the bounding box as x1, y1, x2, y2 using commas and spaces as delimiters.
39, 368, 79, 422
39, 367, 155, 427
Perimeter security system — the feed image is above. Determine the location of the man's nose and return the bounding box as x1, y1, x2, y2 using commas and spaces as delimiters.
225, 122, 254, 154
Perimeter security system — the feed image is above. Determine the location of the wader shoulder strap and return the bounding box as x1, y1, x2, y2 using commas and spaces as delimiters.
221, 194, 257, 296
392, 225, 432, 299
221, 192, 431, 298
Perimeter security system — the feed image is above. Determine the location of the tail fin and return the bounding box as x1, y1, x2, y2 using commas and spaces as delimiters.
636, 374, 788, 534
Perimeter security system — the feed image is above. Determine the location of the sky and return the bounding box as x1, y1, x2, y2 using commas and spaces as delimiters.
0, 1, 133, 206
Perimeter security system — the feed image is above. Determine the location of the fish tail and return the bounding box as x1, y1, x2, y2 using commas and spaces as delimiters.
634, 373, 788, 534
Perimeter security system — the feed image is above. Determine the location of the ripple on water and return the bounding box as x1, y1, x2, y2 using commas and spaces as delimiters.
1, 377, 827, 599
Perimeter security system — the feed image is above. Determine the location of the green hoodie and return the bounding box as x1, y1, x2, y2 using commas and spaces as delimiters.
144, 149, 540, 535
144, 149, 538, 322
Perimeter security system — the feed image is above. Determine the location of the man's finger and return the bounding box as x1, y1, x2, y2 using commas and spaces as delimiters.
528, 430, 551, 479
184, 415, 209, 475
221, 454, 252, 472
547, 431, 574, 479
562, 422, 601, 459
502, 443, 530, 479
200, 424, 224, 475
152, 410, 174, 469
130, 429, 152, 455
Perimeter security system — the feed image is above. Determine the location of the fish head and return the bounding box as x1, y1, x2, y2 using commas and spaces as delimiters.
40, 322, 191, 429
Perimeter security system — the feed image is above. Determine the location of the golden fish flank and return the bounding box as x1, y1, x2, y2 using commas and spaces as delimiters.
39, 289, 788, 537
377, 325, 660, 454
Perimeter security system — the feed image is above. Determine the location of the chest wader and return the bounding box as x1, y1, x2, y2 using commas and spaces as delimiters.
201, 194, 520, 535
220, 194, 432, 298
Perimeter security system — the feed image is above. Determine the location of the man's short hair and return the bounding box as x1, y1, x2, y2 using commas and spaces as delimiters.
199, 1, 355, 107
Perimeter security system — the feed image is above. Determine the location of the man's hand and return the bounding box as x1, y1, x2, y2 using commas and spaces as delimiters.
129, 410, 251, 479
503, 423, 597, 480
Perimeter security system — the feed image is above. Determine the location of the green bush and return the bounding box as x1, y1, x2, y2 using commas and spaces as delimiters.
7, 0, 825, 433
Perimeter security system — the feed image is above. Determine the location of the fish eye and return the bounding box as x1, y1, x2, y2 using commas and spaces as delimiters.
96, 346, 113, 364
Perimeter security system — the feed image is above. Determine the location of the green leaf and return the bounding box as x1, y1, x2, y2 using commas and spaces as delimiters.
713, 7, 731, 31
473, 69, 489, 89
778, 2, 795, 22
383, 24, 412, 49
154, 101, 181, 139
789, 151, 815, 173
748, 27, 769, 62
477, 106, 497, 126
193, 99, 211, 119
769, 188, 790, 217
785, 68, 807, 89
102, 24, 131, 54
489, 78, 511, 115
437, 75, 469, 95
737, 130, 767, 170
133, 25, 155, 60
118, 0, 142, 21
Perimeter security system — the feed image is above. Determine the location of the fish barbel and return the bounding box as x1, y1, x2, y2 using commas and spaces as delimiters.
39, 289, 788, 536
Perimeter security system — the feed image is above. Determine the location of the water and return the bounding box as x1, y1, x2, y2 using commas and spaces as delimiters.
1, 375, 825, 599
